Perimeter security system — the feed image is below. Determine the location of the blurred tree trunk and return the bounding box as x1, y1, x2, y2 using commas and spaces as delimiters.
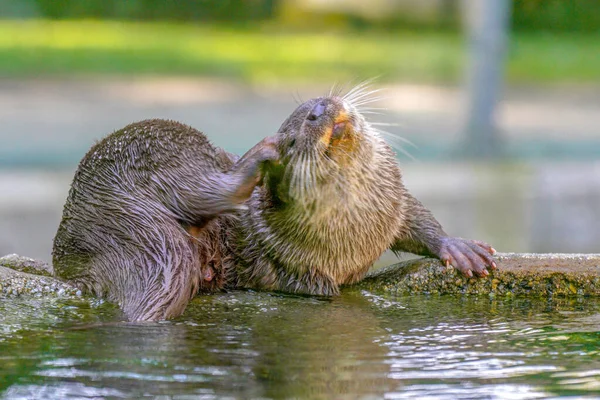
462, 0, 511, 158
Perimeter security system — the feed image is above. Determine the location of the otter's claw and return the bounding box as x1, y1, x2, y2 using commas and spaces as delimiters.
437, 237, 496, 278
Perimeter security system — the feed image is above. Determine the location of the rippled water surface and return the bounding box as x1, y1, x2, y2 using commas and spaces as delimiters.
1, 291, 600, 399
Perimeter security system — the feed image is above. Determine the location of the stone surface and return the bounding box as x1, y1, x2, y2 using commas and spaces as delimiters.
2, 253, 600, 300
0, 253, 54, 276
357, 252, 600, 297
0, 256, 78, 298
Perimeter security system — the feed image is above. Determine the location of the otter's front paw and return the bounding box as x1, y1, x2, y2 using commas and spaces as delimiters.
231, 136, 280, 203
437, 237, 496, 278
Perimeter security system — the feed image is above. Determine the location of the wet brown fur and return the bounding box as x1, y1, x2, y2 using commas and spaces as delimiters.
53, 86, 496, 321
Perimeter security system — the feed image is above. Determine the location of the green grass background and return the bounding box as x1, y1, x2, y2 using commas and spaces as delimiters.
0, 20, 598, 84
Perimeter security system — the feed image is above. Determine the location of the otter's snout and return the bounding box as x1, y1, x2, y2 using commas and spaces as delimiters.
303, 98, 351, 148
306, 101, 326, 121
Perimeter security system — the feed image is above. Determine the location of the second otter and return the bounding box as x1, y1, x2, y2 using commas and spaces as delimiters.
53, 89, 496, 321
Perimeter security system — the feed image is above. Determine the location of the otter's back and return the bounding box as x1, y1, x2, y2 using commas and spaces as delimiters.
52, 119, 235, 283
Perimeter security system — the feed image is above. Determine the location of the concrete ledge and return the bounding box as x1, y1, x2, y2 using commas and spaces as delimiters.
2, 253, 600, 299
0, 265, 81, 297
0, 253, 54, 276
357, 253, 600, 297
0, 254, 78, 298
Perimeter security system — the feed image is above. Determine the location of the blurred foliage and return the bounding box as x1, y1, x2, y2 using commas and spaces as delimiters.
1, 0, 598, 32
0, 21, 462, 83
0, 1, 597, 84
11, 0, 277, 21
0, 20, 597, 84
513, 0, 600, 32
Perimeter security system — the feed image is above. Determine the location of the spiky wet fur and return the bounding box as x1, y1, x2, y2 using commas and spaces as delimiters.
53, 84, 448, 321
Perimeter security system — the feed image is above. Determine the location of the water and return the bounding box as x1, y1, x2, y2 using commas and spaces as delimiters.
1, 291, 599, 399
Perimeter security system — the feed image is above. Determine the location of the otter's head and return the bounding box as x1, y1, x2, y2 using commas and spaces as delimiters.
266, 90, 398, 211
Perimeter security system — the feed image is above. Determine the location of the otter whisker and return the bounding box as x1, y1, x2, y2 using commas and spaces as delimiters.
334, 82, 349, 98
328, 83, 335, 98
294, 152, 306, 200
370, 123, 410, 138
341, 81, 370, 100
373, 134, 416, 161
345, 87, 384, 102
355, 106, 387, 112
288, 152, 304, 199
292, 91, 304, 105
304, 152, 316, 199
306, 156, 314, 198
345, 92, 383, 107
371, 127, 415, 147
328, 81, 345, 98
341, 78, 379, 101
343, 85, 385, 104
356, 110, 386, 116
370, 122, 404, 128
350, 95, 388, 108
302, 153, 309, 199
381, 139, 415, 159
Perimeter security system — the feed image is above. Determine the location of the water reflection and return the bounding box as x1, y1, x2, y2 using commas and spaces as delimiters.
1, 292, 600, 399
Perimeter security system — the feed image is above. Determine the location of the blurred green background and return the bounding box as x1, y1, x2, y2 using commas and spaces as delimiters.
0, 0, 599, 83
0, 0, 599, 262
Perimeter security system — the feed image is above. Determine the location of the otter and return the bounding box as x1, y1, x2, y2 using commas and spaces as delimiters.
52, 87, 496, 321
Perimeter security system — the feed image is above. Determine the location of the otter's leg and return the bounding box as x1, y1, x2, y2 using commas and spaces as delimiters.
276, 268, 340, 297
159, 136, 279, 224
84, 221, 202, 322
227, 136, 281, 203
236, 258, 339, 296
390, 193, 496, 278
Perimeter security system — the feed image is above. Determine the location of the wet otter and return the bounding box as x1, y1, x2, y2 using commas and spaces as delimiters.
53, 87, 496, 321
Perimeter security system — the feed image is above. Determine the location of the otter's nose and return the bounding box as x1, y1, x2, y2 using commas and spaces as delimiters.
306, 101, 326, 121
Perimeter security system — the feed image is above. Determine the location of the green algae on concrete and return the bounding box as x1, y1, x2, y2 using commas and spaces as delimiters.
2, 253, 600, 299
356, 253, 600, 297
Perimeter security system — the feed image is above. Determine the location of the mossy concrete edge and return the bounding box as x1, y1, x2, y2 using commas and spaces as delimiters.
355, 253, 600, 297
2, 253, 600, 299
0, 254, 79, 298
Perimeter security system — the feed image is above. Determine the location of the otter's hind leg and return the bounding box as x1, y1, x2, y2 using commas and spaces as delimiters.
158, 136, 280, 224
87, 222, 202, 321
